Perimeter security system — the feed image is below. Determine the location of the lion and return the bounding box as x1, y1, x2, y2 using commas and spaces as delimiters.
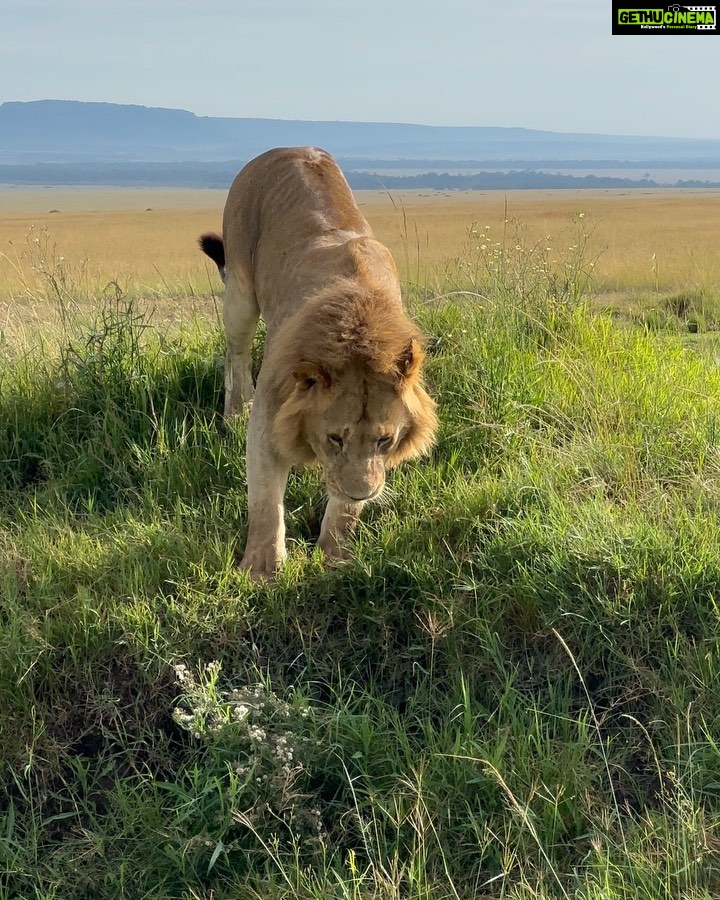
199, 146, 438, 580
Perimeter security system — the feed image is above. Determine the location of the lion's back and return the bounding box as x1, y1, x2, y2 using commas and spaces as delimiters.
223, 147, 371, 258
222, 147, 382, 329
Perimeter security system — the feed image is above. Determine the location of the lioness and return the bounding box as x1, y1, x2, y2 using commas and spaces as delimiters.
199, 146, 438, 580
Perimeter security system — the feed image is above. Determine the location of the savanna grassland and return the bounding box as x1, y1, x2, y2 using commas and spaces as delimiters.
2, 187, 720, 324
1, 187, 720, 899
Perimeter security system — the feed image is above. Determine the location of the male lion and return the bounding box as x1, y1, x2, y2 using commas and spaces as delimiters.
199, 146, 438, 580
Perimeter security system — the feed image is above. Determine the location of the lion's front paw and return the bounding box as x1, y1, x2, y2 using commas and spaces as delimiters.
239, 543, 285, 582
316, 536, 353, 564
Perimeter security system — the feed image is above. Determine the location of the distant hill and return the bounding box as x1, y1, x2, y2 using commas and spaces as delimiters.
2, 99, 720, 165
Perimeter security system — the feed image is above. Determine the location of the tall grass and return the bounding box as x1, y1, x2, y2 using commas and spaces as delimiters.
1, 225, 719, 898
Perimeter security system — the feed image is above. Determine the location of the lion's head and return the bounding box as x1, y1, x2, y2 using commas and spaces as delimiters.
270, 283, 438, 502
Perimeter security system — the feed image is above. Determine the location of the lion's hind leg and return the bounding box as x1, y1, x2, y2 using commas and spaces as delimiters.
223, 268, 259, 418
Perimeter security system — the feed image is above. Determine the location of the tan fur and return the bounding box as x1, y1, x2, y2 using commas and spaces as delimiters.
199, 147, 438, 580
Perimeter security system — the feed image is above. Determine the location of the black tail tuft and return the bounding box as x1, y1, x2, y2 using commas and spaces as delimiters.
198, 232, 226, 275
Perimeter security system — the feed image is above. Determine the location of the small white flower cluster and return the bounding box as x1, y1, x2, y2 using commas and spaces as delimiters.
172, 660, 228, 739
437, 217, 598, 310
171, 660, 327, 852
172, 662, 312, 775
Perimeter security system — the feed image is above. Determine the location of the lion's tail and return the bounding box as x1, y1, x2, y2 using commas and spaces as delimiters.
198, 232, 226, 282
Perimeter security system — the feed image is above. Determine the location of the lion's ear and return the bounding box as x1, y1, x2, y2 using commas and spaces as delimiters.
395, 338, 423, 381
293, 362, 332, 391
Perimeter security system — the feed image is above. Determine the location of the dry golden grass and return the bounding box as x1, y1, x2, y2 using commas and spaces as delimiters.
355, 188, 720, 297
1, 187, 719, 335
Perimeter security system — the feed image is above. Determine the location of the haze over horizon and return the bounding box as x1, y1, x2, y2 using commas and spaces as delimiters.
2, 0, 719, 141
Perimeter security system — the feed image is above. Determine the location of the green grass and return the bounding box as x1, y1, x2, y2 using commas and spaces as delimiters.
1, 235, 720, 899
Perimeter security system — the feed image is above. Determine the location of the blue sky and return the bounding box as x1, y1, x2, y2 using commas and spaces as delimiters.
3, 0, 719, 139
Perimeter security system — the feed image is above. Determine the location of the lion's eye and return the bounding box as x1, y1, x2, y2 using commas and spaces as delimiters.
377, 435, 394, 451
328, 434, 344, 450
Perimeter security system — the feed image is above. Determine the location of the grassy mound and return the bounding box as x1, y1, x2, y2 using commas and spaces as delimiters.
1, 236, 719, 898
